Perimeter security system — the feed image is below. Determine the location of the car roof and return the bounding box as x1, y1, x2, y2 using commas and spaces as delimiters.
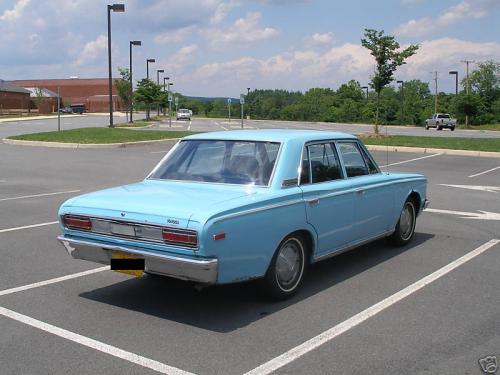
183, 129, 357, 143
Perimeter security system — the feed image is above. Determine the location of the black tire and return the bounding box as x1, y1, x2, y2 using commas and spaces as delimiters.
425, 125, 429, 130
450, 127, 455, 131
388, 199, 416, 246
437, 126, 442, 131
262, 234, 307, 300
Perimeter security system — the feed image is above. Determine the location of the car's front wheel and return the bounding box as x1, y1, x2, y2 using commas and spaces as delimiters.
388, 199, 416, 246
263, 235, 307, 300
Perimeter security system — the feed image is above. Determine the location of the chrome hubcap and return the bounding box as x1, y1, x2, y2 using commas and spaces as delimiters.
400, 203, 415, 240
275, 239, 303, 291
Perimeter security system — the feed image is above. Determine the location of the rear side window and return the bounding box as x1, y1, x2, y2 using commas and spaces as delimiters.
307, 143, 343, 183
337, 142, 368, 178
359, 146, 379, 174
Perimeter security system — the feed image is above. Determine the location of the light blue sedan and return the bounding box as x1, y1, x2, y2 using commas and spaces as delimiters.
58, 130, 428, 299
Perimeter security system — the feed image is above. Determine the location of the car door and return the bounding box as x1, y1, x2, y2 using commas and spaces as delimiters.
336, 141, 394, 242
299, 141, 355, 256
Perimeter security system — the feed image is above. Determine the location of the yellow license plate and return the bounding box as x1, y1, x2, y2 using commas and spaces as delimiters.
111, 251, 144, 277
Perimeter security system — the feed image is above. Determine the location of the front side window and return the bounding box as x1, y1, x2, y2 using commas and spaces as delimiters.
149, 140, 280, 186
337, 142, 368, 178
307, 143, 343, 183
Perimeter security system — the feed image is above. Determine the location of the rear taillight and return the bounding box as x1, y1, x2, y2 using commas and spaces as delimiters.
162, 228, 198, 248
63, 215, 92, 231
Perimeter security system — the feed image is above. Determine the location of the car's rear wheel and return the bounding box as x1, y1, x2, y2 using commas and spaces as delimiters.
451, 126, 455, 131
262, 234, 306, 300
388, 199, 416, 246
425, 125, 429, 130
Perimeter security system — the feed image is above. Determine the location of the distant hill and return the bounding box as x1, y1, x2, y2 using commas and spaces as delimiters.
185, 96, 239, 103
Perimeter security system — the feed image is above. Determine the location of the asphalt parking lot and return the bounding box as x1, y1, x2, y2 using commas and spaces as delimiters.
0, 131, 499, 374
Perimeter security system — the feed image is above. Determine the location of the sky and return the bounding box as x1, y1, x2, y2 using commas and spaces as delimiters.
0, 0, 499, 97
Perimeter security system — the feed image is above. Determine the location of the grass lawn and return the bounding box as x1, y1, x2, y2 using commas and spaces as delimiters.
8, 127, 195, 144
359, 135, 500, 152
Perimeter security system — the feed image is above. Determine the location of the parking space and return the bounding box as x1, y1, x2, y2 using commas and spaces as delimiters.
0, 134, 499, 374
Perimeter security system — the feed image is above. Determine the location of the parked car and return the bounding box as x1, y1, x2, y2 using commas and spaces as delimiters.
58, 106, 73, 113
176, 108, 191, 121
58, 130, 428, 299
70, 104, 86, 114
425, 113, 457, 131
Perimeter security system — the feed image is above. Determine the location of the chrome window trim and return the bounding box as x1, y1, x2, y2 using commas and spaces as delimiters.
357, 141, 381, 174
335, 140, 373, 179
298, 139, 347, 186
147, 139, 282, 188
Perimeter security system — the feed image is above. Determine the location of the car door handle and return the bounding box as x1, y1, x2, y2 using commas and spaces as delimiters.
307, 198, 320, 206
355, 189, 364, 196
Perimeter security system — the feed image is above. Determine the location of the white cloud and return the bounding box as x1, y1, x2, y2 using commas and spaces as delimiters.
0, 0, 31, 22
155, 26, 196, 44
395, 0, 499, 37
205, 11, 279, 47
400, 0, 425, 7
75, 35, 108, 66
403, 38, 500, 75
306, 32, 335, 45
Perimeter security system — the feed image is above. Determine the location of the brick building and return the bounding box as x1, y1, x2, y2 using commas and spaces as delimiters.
25, 87, 59, 114
0, 80, 31, 114
10, 78, 124, 113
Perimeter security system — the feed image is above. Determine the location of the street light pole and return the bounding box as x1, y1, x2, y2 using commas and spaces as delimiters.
168, 82, 173, 127
146, 58, 155, 80
129, 40, 141, 123
397, 80, 404, 125
163, 77, 169, 116
449, 71, 458, 96
107, 3, 125, 128
156, 69, 164, 116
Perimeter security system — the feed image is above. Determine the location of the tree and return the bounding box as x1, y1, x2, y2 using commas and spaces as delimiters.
466, 60, 500, 111
115, 68, 131, 122
134, 79, 162, 119
361, 28, 419, 133
454, 93, 483, 124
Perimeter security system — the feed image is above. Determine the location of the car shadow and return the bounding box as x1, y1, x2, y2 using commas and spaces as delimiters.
80, 232, 434, 333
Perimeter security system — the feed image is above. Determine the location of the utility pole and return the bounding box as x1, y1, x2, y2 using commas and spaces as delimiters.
431, 71, 438, 114
57, 86, 61, 132
461, 60, 476, 128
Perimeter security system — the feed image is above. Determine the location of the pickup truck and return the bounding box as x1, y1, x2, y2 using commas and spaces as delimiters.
425, 113, 457, 131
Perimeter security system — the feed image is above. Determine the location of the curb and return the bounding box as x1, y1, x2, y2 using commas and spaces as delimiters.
365, 144, 500, 158
0, 114, 83, 123
2, 137, 180, 149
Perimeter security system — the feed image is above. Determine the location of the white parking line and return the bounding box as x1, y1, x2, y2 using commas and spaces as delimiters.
0, 221, 58, 234
0, 306, 197, 375
0, 189, 80, 202
244, 238, 500, 375
468, 166, 500, 178
150, 151, 168, 154
0, 266, 110, 297
379, 153, 441, 168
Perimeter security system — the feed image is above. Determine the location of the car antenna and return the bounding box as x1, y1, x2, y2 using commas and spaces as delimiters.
385, 123, 389, 174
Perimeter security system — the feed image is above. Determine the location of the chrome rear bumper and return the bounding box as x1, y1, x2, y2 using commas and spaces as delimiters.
57, 236, 218, 284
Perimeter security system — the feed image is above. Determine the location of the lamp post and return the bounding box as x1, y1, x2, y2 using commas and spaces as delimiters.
168, 82, 173, 127
163, 77, 170, 116
397, 80, 404, 125
361, 86, 369, 99
156, 69, 164, 116
449, 71, 458, 96
129, 40, 141, 123
107, 3, 125, 128
146, 58, 155, 80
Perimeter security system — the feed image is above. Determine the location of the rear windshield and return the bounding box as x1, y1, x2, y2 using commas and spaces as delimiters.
178, 109, 189, 113
149, 140, 280, 186
437, 114, 450, 118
